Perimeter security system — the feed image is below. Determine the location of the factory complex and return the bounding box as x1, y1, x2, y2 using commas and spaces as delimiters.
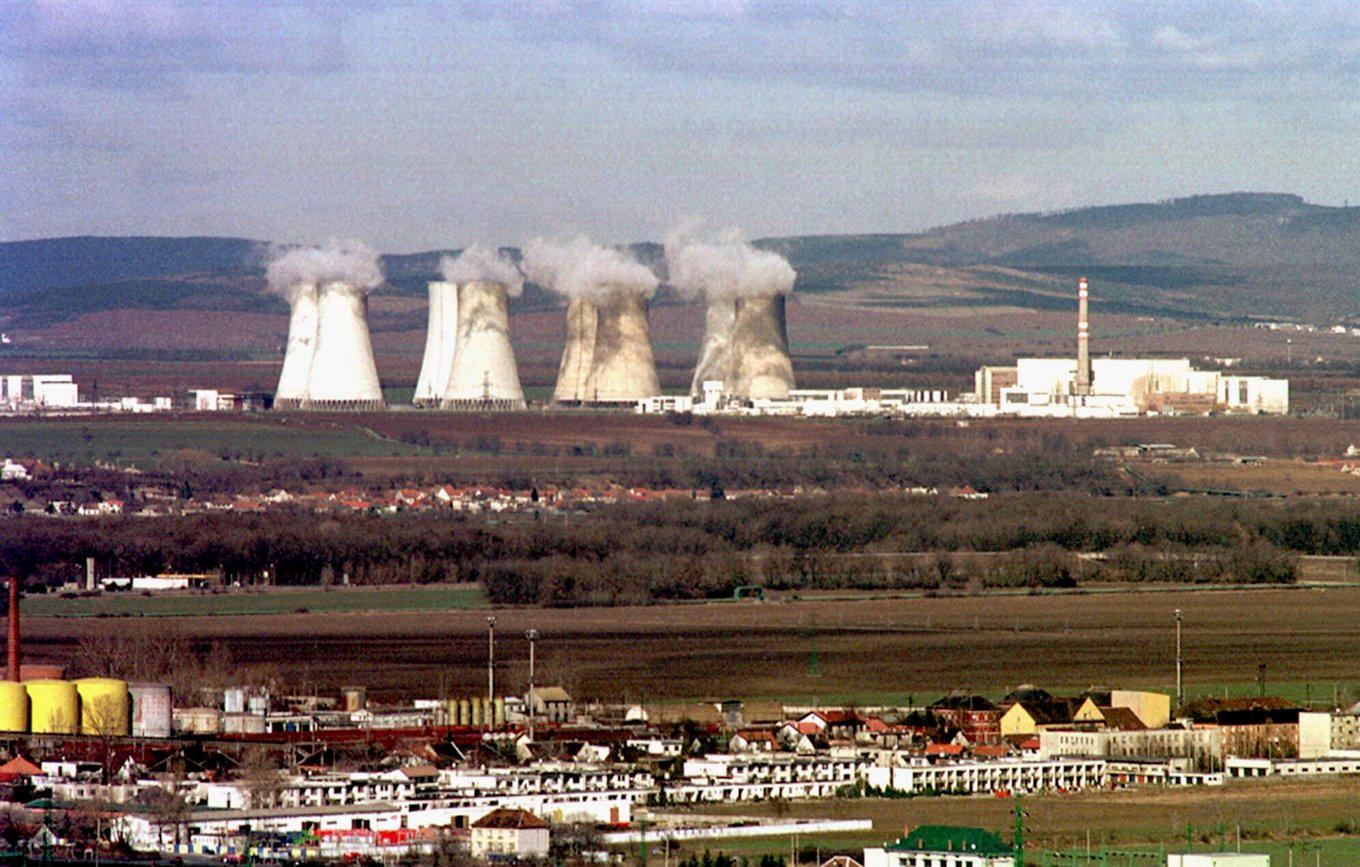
268, 237, 1286, 421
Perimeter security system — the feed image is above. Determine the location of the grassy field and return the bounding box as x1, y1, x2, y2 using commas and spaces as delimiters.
0, 415, 420, 465
25, 586, 1360, 703
21, 585, 485, 618
673, 778, 1360, 863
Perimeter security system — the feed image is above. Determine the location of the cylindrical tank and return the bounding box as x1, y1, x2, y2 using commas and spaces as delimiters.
588, 291, 661, 402
174, 707, 222, 735
303, 283, 385, 411
553, 297, 599, 403
728, 293, 795, 400
247, 693, 269, 716
224, 687, 246, 714
414, 281, 458, 407
26, 680, 79, 734
342, 687, 367, 712
441, 282, 526, 409
494, 696, 505, 726
470, 696, 483, 727
76, 677, 130, 736
223, 713, 267, 735
457, 698, 471, 726
129, 682, 173, 738
0, 682, 28, 733
691, 297, 736, 396
274, 283, 319, 409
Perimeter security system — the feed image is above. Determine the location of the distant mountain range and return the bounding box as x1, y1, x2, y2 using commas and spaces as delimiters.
3, 193, 1359, 336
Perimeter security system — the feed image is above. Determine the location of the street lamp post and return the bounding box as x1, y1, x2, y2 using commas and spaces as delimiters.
486, 616, 496, 730
1174, 608, 1183, 712
526, 628, 539, 741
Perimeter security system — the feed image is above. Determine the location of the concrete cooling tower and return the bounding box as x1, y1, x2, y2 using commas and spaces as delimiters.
441, 281, 525, 410
552, 297, 599, 404
690, 297, 736, 397
728, 294, 795, 401
414, 281, 457, 407
274, 283, 319, 409
553, 292, 660, 404
588, 291, 661, 403
302, 282, 385, 411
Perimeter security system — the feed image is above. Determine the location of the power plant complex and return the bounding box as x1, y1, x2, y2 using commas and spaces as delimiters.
267, 239, 1285, 420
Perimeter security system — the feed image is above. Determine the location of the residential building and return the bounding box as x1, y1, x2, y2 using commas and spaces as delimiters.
469, 808, 550, 859
864, 825, 1015, 867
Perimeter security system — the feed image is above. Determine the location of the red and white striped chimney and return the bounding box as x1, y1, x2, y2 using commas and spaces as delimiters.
1076, 276, 1091, 395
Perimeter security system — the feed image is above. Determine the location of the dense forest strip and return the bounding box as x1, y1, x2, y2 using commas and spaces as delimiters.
5, 492, 1356, 605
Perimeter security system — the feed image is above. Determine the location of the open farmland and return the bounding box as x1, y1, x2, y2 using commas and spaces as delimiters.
677, 778, 1360, 860
26, 586, 1360, 705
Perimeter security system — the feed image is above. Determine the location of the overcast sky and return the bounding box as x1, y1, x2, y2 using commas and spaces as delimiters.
2, 1, 1358, 251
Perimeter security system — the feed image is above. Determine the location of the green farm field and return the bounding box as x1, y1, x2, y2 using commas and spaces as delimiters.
670, 778, 1360, 864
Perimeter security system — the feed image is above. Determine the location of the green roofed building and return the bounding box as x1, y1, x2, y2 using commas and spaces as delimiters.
864, 825, 1014, 867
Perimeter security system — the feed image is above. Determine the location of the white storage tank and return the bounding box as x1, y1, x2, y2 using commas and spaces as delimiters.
129, 682, 173, 738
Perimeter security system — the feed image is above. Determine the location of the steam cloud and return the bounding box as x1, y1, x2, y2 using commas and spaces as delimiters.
664, 226, 796, 300
266, 239, 385, 297
439, 242, 525, 297
522, 236, 658, 302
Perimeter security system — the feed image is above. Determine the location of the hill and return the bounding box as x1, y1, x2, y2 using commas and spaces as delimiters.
2, 193, 1358, 352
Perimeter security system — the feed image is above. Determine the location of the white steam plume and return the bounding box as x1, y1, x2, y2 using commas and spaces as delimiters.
266, 239, 385, 297
522, 236, 658, 302
664, 225, 796, 300
439, 242, 525, 297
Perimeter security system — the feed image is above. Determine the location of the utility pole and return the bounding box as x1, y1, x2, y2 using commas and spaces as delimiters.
1174, 609, 1183, 712
486, 615, 496, 730
526, 628, 538, 741
1013, 793, 1026, 867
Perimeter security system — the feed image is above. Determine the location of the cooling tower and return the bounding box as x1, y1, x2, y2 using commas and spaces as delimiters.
303, 282, 385, 411
274, 283, 319, 409
728, 293, 795, 400
587, 290, 661, 403
553, 297, 599, 403
691, 297, 736, 396
441, 281, 526, 410
414, 281, 458, 407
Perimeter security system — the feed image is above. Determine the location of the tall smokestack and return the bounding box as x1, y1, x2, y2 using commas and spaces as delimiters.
442, 281, 526, 409
588, 290, 662, 403
1076, 276, 1091, 396
553, 298, 598, 404
274, 283, 319, 409
7, 576, 19, 682
304, 283, 386, 410
728, 294, 795, 400
414, 281, 458, 407
691, 298, 735, 397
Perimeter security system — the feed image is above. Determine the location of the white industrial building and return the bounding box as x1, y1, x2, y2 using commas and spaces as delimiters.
2, 374, 79, 409
981, 357, 1289, 417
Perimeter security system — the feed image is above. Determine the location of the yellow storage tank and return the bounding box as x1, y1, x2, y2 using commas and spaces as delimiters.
75, 678, 130, 736
457, 698, 471, 726
0, 682, 28, 733
26, 680, 79, 734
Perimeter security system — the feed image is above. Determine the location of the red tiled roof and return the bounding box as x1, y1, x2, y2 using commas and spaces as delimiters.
472, 808, 548, 830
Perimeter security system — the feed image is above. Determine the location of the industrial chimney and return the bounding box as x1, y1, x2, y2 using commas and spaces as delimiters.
552, 297, 599, 404
414, 281, 458, 407
691, 297, 736, 397
7, 576, 20, 682
728, 294, 795, 400
1076, 276, 1091, 396
274, 283, 319, 409
587, 290, 662, 403
441, 281, 526, 410
303, 282, 386, 410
